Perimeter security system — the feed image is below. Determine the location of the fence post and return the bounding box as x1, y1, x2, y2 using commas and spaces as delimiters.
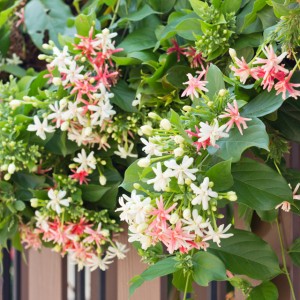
28, 248, 67, 300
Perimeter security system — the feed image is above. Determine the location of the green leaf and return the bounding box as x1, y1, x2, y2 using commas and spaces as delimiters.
81, 184, 111, 203
110, 80, 137, 112
192, 252, 227, 286
14, 200, 26, 211
289, 237, 300, 267
205, 160, 233, 191
172, 270, 193, 292
215, 118, 269, 162
0, 0, 21, 28
256, 209, 278, 222
175, 18, 202, 40
272, 98, 300, 143
165, 65, 193, 89
118, 4, 159, 23
220, 0, 242, 13
130, 257, 178, 295
189, 0, 209, 18
75, 13, 96, 36
269, 0, 290, 18
206, 64, 225, 99
24, 0, 72, 49
208, 229, 282, 280
118, 16, 159, 54
170, 110, 192, 143
240, 0, 267, 31
147, 0, 176, 13
241, 90, 284, 117
247, 281, 278, 300
0, 65, 26, 77
232, 158, 293, 210
12, 173, 45, 189
44, 131, 79, 156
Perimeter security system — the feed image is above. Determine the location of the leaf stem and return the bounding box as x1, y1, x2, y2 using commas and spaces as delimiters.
110, 0, 121, 28
276, 218, 296, 300
183, 272, 191, 300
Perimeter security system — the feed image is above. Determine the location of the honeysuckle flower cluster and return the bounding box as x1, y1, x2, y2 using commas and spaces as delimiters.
117, 71, 251, 257
230, 45, 300, 100
20, 179, 128, 271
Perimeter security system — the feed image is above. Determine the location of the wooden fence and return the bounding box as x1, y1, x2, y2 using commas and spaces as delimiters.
1, 144, 300, 300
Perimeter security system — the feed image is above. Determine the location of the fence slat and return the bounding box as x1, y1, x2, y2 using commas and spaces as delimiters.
28, 248, 67, 300
116, 225, 165, 300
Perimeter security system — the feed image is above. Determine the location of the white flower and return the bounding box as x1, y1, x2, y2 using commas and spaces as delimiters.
128, 224, 152, 250
190, 177, 218, 210
203, 224, 233, 247
147, 162, 171, 192
8, 163, 16, 174
73, 149, 96, 172
9, 99, 22, 110
141, 125, 153, 136
89, 99, 116, 126
116, 190, 152, 224
46, 189, 71, 214
164, 156, 197, 185
47, 101, 65, 128
198, 119, 229, 146
182, 209, 210, 237
106, 242, 129, 259
132, 93, 141, 106
86, 254, 113, 271
27, 116, 55, 140
50, 46, 72, 70
35, 211, 49, 232
6, 53, 22, 65
141, 138, 162, 157
95, 28, 118, 55
60, 60, 84, 85
174, 147, 184, 157
114, 143, 137, 159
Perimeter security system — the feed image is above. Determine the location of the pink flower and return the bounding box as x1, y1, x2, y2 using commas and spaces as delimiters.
182, 70, 208, 100
275, 201, 291, 212
149, 196, 177, 224
274, 72, 300, 100
254, 45, 288, 77
83, 223, 106, 248
75, 27, 99, 57
166, 39, 185, 62
70, 169, 90, 185
186, 126, 210, 152
231, 57, 253, 84
219, 100, 252, 135
184, 46, 205, 69
20, 224, 42, 251
66, 218, 90, 235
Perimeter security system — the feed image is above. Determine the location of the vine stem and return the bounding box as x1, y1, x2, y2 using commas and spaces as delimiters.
110, 0, 121, 28
275, 218, 296, 300
183, 272, 191, 300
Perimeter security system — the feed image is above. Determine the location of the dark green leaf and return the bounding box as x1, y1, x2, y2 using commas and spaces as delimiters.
208, 229, 282, 280
247, 281, 278, 300
75, 13, 96, 36
130, 257, 178, 295
289, 237, 300, 267
12, 173, 45, 189
232, 158, 292, 210
192, 252, 227, 286
14, 200, 26, 211
215, 118, 269, 162
170, 110, 192, 143
147, 0, 176, 12
205, 160, 233, 191
81, 184, 111, 203
220, 0, 242, 13
172, 270, 193, 292
206, 64, 225, 99
241, 90, 284, 118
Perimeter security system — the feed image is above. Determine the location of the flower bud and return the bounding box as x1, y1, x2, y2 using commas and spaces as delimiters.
30, 198, 39, 208
170, 213, 179, 224
183, 105, 192, 112
38, 54, 47, 60
141, 125, 153, 136
8, 163, 16, 174
137, 157, 151, 168
160, 119, 172, 131
4, 173, 11, 181
218, 89, 227, 97
227, 191, 237, 201
185, 178, 192, 185
52, 77, 62, 86
1, 164, 8, 171
101, 229, 110, 237
174, 147, 184, 157
183, 208, 191, 219
148, 112, 159, 119
99, 175, 107, 186
23, 96, 31, 102
9, 100, 22, 110
133, 183, 141, 189
83, 127, 92, 136
229, 48, 237, 59
60, 121, 69, 131
174, 135, 184, 144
